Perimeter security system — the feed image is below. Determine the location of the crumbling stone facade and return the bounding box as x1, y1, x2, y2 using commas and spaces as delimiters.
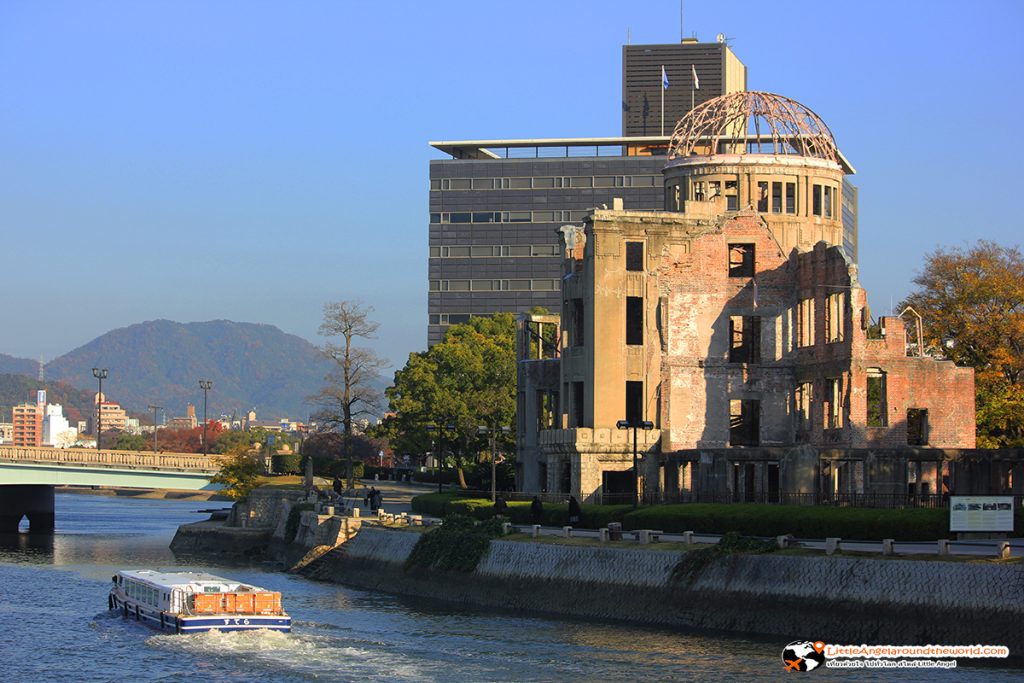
516, 92, 977, 503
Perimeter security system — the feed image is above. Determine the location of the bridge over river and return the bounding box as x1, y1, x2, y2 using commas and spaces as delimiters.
0, 446, 220, 533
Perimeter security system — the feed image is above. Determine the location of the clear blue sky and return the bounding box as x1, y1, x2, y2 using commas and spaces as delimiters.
2, 1, 1022, 368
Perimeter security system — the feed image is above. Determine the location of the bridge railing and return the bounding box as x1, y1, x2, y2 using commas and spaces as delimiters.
0, 445, 220, 473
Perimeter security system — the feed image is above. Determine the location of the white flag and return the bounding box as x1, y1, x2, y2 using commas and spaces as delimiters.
692, 64, 699, 90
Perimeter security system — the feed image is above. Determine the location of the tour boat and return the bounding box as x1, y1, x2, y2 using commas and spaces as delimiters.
109, 570, 291, 633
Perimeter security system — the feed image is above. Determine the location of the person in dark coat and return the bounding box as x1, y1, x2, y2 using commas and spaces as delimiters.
493, 495, 508, 517
568, 495, 582, 526
332, 475, 343, 500
530, 496, 543, 525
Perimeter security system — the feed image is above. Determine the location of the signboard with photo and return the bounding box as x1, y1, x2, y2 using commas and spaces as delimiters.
949, 496, 1015, 532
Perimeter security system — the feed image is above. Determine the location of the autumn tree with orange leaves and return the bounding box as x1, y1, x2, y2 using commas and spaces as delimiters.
901, 240, 1024, 447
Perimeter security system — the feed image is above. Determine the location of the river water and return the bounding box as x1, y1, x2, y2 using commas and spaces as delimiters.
0, 494, 1017, 682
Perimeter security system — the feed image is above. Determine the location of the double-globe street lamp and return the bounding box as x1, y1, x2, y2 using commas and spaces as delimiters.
92, 367, 108, 450
616, 418, 654, 508
477, 423, 511, 502
199, 379, 213, 456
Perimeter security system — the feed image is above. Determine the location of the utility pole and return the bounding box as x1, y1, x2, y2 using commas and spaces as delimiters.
199, 379, 213, 456
148, 405, 162, 453
616, 419, 655, 508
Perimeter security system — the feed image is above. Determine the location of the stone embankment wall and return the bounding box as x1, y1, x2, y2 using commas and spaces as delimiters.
307, 526, 1024, 654
170, 489, 355, 561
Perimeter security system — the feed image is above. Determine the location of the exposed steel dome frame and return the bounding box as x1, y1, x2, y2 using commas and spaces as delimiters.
668, 91, 840, 165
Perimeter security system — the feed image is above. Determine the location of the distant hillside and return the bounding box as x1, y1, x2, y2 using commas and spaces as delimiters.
0, 374, 95, 424
0, 353, 37, 377
43, 320, 341, 419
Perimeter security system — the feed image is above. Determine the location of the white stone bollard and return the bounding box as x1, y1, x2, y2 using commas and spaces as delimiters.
532, 524, 541, 538
502, 522, 512, 535
776, 535, 791, 549
882, 538, 895, 555
325, 505, 335, 516
937, 539, 950, 556
825, 537, 841, 556
599, 528, 609, 543
682, 531, 694, 546
998, 541, 1011, 559
351, 507, 360, 518
638, 530, 651, 545
562, 526, 573, 538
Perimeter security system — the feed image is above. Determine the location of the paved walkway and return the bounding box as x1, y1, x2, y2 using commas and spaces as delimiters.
341, 479, 438, 515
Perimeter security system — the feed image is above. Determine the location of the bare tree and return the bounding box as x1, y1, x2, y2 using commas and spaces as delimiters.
309, 300, 389, 487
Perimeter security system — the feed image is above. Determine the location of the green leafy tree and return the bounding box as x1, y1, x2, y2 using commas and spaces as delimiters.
386, 314, 517, 488
211, 445, 263, 499
108, 431, 148, 451
901, 240, 1024, 447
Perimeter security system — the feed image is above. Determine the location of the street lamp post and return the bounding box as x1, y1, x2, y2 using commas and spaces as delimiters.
478, 423, 512, 502
425, 421, 453, 493
148, 404, 162, 453
92, 368, 108, 450
199, 380, 213, 456
616, 419, 654, 508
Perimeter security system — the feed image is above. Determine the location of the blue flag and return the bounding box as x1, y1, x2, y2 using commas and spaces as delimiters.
662, 65, 669, 90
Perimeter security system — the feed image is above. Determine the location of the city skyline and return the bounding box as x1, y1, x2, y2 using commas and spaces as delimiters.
2, 0, 1022, 366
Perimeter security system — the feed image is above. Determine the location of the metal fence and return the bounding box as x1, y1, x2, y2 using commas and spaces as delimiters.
452, 487, 1024, 510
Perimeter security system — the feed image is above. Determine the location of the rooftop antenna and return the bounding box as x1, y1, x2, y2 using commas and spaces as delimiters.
680, 0, 684, 42
627, 27, 630, 45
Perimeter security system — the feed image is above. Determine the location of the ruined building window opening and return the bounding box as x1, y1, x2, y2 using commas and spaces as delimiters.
812, 183, 836, 218
825, 377, 844, 430
767, 463, 780, 503
771, 182, 783, 214
625, 381, 643, 425
626, 297, 644, 346
537, 390, 558, 430
693, 181, 706, 202
785, 182, 796, 214
797, 297, 815, 347
795, 382, 812, 436
570, 298, 584, 347
907, 408, 929, 446
729, 399, 760, 447
757, 181, 769, 212
825, 292, 846, 343
729, 316, 761, 363
725, 180, 738, 211
728, 243, 755, 278
866, 369, 887, 428
625, 242, 644, 272
666, 181, 682, 211
571, 382, 585, 428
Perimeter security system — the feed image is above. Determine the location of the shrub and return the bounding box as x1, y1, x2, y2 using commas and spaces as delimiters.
621, 504, 955, 541
405, 514, 504, 572
284, 503, 315, 543
271, 453, 302, 475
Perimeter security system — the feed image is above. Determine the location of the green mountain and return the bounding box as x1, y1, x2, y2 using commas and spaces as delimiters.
0, 374, 95, 425
0, 353, 38, 377
42, 320, 338, 420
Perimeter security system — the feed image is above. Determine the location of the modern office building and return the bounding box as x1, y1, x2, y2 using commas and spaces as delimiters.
622, 38, 747, 137
427, 39, 748, 345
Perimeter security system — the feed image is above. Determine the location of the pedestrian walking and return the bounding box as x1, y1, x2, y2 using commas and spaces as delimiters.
568, 495, 582, 526
332, 475, 343, 501
494, 495, 508, 517
530, 496, 543, 525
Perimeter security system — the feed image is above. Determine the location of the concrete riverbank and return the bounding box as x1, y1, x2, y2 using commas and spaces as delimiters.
168, 488, 1024, 655
300, 525, 1024, 655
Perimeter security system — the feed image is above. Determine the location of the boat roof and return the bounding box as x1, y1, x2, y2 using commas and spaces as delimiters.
117, 570, 264, 592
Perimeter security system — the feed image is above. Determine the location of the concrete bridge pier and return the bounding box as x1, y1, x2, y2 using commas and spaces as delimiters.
0, 485, 55, 534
